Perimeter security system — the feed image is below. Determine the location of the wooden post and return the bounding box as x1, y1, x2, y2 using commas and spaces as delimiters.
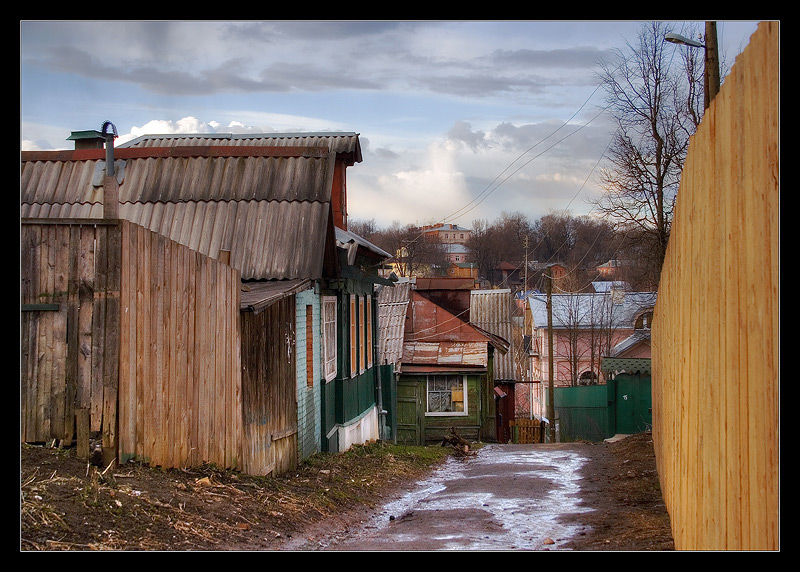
546, 266, 555, 443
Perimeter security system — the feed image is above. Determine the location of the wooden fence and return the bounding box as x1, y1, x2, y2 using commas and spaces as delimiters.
21, 220, 121, 462
651, 22, 779, 550
509, 418, 543, 444
21, 219, 244, 472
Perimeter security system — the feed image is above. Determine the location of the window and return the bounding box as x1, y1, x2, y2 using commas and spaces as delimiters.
635, 311, 654, 330
323, 297, 337, 382
366, 295, 373, 368
359, 296, 366, 373
350, 295, 357, 377
426, 375, 467, 415
305, 305, 314, 388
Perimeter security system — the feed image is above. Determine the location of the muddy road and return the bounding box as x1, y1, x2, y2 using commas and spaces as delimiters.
291, 442, 652, 551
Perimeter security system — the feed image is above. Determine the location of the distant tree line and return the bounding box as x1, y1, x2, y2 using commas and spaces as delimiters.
349, 208, 661, 292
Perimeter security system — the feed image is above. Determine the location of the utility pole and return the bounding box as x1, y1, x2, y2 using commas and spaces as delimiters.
546, 265, 555, 443
704, 21, 720, 109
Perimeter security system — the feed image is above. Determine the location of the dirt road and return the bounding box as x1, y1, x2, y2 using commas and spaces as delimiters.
21, 433, 672, 551
291, 439, 673, 551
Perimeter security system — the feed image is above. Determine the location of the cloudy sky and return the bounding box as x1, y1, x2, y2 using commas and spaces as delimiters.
20, 20, 761, 229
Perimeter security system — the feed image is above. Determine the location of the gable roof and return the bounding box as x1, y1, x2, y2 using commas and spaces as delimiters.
402, 291, 501, 373
21, 132, 364, 281
528, 291, 657, 330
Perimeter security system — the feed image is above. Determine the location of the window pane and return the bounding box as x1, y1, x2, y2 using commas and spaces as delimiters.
427, 375, 465, 413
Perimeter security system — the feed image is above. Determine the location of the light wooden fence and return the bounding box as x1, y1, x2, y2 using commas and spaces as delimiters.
117, 220, 243, 471
651, 22, 779, 551
21, 219, 244, 471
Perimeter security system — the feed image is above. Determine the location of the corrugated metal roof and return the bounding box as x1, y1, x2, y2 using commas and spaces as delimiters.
20, 140, 349, 281
240, 279, 313, 314
470, 289, 520, 382
528, 292, 657, 330
119, 132, 363, 164
377, 281, 412, 367
401, 291, 491, 371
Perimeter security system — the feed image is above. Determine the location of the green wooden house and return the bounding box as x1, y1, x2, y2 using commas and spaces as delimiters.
387, 289, 506, 445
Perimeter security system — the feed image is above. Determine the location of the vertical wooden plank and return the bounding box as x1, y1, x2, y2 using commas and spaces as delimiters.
49, 225, 69, 442
136, 225, 150, 461
39, 224, 55, 439
118, 221, 136, 461
153, 233, 166, 466
102, 223, 121, 466
20, 224, 40, 442
187, 250, 198, 467
65, 225, 81, 447
91, 225, 107, 433
77, 226, 96, 414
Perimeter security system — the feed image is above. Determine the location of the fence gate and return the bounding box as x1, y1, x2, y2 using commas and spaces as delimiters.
510, 418, 542, 444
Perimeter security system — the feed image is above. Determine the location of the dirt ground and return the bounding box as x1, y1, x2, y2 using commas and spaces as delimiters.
20, 432, 673, 551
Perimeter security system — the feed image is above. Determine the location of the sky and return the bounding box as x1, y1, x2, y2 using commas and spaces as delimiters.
20, 20, 762, 230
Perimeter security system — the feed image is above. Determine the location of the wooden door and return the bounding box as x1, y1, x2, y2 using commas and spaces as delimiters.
396, 379, 421, 445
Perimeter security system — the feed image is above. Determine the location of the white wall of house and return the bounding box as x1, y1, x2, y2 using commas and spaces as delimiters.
336, 406, 380, 451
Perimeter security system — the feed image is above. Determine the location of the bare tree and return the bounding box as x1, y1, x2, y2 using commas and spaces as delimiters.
593, 21, 704, 286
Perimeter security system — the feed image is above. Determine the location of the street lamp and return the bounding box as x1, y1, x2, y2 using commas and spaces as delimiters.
665, 22, 720, 110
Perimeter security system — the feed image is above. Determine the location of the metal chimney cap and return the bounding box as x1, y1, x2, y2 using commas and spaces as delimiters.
66, 130, 106, 141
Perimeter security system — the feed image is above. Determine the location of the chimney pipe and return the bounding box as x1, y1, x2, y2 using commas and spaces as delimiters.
101, 120, 118, 176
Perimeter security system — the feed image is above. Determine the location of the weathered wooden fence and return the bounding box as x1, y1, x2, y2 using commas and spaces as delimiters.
651, 22, 779, 550
21, 219, 244, 472
509, 418, 543, 444
21, 220, 121, 462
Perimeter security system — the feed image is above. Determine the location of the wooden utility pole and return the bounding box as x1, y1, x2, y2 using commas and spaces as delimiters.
704, 21, 721, 109
546, 265, 555, 443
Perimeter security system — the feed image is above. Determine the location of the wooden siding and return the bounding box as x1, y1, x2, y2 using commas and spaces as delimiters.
651, 22, 779, 551
21, 220, 244, 472
21, 220, 121, 459
240, 296, 298, 476
117, 221, 242, 470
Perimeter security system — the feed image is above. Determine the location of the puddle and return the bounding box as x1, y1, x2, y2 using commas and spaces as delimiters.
336, 444, 594, 550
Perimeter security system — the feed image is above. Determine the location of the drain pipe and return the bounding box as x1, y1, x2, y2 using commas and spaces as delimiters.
102, 121, 119, 219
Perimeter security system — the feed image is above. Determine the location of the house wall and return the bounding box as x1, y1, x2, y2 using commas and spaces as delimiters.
240, 295, 298, 476
652, 22, 779, 550
321, 279, 380, 452
296, 289, 322, 462
531, 327, 637, 386
397, 373, 488, 445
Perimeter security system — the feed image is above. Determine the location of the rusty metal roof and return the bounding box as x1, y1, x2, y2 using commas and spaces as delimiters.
20, 137, 359, 281
402, 291, 491, 371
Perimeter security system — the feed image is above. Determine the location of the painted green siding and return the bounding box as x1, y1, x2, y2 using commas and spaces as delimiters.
397, 373, 489, 445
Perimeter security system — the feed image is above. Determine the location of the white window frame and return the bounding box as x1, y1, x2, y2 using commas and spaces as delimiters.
425, 374, 468, 416
322, 296, 337, 382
